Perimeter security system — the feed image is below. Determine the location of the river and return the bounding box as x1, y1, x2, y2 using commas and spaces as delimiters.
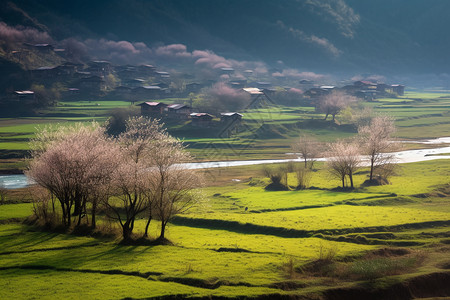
1, 137, 449, 189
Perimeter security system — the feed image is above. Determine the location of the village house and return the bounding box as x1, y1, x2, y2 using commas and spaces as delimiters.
77, 75, 106, 91
138, 64, 156, 76
304, 87, 332, 98
86, 61, 112, 76
243, 70, 253, 77
155, 71, 170, 79
125, 78, 145, 87
138, 101, 167, 117
220, 112, 243, 123
116, 66, 138, 81
166, 104, 192, 119
54, 62, 82, 76
134, 85, 163, 99
185, 82, 203, 93
190, 113, 214, 127
390, 84, 405, 96
23, 43, 54, 52
31, 66, 58, 80
13, 90, 35, 103
243, 87, 270, 108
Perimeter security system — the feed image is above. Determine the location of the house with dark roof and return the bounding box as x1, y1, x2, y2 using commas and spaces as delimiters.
185, 83, 203, 93
190, 113, 214, 127
134, 86, 162, 98
220, 112, 243, 123
126, 78, 146, 87
77, 75, 105, 91
14, 91, 35, 102
138, 102, 167, 116
166, 104, 192, 119
390, 84, 405, 96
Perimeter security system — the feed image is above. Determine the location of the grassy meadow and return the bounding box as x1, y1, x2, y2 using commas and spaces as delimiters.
0, 158, 449, 299
0, 91, 449, 298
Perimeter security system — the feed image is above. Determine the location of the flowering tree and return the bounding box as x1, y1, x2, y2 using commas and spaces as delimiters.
318, 91, 357, 122
105, 117, 167, 240
358, 115, 398, 183
27, 123, 119, 227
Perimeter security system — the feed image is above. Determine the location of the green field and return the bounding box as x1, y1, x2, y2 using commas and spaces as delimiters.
1, 91, 450, 160
0, 92, 449, 298
0, 158, 449, 299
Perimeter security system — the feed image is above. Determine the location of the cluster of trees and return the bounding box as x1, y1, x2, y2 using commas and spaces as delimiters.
26, 117, 201, 241
274, 115, 399, 190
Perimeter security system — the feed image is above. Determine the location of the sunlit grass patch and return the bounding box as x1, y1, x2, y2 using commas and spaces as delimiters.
184, 205, 450, 232
0, 203, 33, 220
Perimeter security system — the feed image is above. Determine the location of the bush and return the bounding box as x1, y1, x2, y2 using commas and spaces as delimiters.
346, 256, 420, 280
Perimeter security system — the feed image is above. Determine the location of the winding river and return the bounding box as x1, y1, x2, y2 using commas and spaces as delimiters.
1, 137, 449, 189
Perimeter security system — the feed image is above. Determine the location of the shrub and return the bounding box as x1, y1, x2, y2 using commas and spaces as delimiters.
346, 256, 420, 280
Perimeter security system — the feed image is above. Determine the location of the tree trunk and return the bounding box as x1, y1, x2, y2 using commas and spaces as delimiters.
349, 172, 354, 189
341, 176, 345, 188
369, 157, 375, 181
122, 221, 132, 241
144, 214, 152, 237
159, 220, 167, 240
60, 200, 67, 226
91, 202, 97, 229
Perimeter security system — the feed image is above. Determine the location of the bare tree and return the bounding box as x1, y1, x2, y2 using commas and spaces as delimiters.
148, 138, 202, 241
294, 163, 313, 190
318, 91, 358, 122
358, 115, 398, 183
327, 140, 362, 189
292, 134, 321, 169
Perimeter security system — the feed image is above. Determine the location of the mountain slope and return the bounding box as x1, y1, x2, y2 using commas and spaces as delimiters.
1, 0, 450, 74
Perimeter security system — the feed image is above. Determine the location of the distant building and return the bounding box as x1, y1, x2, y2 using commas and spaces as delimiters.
31, 66, 58, 79
24, 43, 54, 52
166, 104, 192, 119
185, 82, 203, 93
155, 71, 170, 79
134, 86, 162, 98
304, 88, 331, 98
87, 61, 112, 76
77, 75, 106, 91
125, 78, 146, 87
14, 90, 35, 102
190, 113, 214, 127
138, 102, 167, 116
138, 64, 156, 76
220, 112, 243, 123
390, 84, 405, 96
